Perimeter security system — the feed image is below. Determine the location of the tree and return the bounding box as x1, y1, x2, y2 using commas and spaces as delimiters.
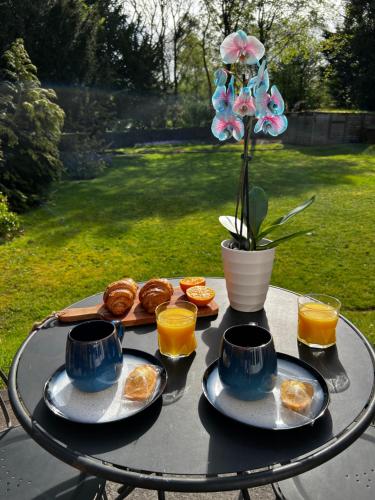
324, 0, 375, 110
202, 0, 249, 38
0, 39, 65, 211
0, 0, 100, 86
0, 1, 53, 56
129, 0, 171, 91
86, 1, 163, 91
270, 27, 325, 111
169, 1, 196, 96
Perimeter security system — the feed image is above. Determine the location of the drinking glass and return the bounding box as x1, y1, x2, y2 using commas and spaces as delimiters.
298, 294, 341, 348
155, 301, 198, 358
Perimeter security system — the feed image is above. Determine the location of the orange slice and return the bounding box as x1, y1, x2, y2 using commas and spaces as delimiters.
179, 277, 206, 293
186, 285, 215, 307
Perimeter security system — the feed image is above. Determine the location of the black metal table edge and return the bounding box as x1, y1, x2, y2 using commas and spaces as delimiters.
7, 283, 375, 492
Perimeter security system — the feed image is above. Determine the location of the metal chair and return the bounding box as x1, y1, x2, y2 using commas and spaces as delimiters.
273, 423, 375, 500
0, 368, 107, 499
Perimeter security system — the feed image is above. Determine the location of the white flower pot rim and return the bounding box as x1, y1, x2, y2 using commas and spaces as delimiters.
221, 239, 275, 254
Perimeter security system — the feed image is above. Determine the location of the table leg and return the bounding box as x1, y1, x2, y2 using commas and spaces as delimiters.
115, 485, 135, 499
157, 490, 166, 500
241, 489, 251, 500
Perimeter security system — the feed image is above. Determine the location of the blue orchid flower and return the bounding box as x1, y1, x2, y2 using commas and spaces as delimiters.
253, 59, 270, 97
214, 68, 228, 86
212, 75, 235, 112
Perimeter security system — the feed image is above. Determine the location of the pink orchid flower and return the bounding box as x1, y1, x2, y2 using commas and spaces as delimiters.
220, 30, 265, 65
254, 114, 288, 137
212, 110, 244, 141
233, 87, 256, 117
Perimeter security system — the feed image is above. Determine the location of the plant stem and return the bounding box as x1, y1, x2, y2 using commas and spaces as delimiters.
234, 75, 256, 250
234, 117, 256, 251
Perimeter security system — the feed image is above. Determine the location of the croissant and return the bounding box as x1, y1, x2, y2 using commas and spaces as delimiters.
103, 278, 138, 316
139, 278, 174, 313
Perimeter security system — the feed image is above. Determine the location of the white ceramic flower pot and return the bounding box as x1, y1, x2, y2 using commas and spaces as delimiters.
221, 239, 275, 312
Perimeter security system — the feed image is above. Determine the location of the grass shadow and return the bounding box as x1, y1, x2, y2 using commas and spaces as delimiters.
23, 145, 374, 247
287, 143, 374, 157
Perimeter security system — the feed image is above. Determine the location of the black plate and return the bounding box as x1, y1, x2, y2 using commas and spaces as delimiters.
44, 348, 167, 424
202, 352, 330, 430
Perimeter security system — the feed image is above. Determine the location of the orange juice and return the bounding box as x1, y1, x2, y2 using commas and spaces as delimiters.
156, 306, 197, 357
298, 302, 339, 347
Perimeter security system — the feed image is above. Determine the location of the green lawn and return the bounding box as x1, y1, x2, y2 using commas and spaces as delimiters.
0, 143, 374, 370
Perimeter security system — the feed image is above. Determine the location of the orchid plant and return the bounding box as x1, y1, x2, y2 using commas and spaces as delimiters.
212, 30, 314, 251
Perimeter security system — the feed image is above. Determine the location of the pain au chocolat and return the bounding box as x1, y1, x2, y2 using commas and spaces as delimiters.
103, 278, 138, 316
139, 278, 174, 313
280, 379, 314, 413
124, 364, 158, 401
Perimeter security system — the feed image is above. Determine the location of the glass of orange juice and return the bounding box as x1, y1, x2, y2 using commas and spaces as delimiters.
155, 301, 198, 358
298, 294, 341, 348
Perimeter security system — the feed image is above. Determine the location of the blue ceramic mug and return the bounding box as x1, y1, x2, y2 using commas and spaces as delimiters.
218, 323, 277, 400
66, 319, 124, 393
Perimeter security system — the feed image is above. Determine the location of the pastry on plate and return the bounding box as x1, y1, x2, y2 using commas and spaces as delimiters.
103, 278, 138, 316
124, 364, 158, 401
139, 278, 174, 313
280, 379, 314, 413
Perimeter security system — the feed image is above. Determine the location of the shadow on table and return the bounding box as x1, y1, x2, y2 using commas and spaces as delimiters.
201, 306, 270, 366
298, 343, 350, 393
198, 394, 333, 475
129, 323, 157, 336
197, 306, 335, 475
156, 351, 196, 406
32, 396, 163, 455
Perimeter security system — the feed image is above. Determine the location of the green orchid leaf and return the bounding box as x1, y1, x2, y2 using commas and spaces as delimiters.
256, 223, 282, 241
256, 229, 314, 250
249, 186, 268, 238
256, 195, 315, 241
268, 195, 316, 228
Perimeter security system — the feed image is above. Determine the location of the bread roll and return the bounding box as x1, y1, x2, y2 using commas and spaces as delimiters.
139, 278, 174, 313
103, 278, 138, 316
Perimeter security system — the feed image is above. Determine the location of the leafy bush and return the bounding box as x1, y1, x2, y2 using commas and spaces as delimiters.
57, 87, 113, 180
173, 97, 212, 128
60, 133, 109, 180
0, 192, 20, 241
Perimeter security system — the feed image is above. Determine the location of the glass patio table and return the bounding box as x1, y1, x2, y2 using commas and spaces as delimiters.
8, 278, 375, 495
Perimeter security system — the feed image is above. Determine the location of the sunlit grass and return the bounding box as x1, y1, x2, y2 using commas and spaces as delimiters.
0, 143, 374, 370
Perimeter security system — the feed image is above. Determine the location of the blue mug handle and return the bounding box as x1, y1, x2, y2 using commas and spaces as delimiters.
112, 320, 124, 343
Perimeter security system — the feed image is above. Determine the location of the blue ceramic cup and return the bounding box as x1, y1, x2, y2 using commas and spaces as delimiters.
66, 319, 124, 393
218, 323, 277, 400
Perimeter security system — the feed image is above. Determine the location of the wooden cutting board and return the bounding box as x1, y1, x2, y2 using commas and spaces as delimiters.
57, 288, 219, 327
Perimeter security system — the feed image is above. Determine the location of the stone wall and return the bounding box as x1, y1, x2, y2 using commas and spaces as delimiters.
60, 112, 375, 150
282, 112, 375, 145
104, 127, 216, 148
